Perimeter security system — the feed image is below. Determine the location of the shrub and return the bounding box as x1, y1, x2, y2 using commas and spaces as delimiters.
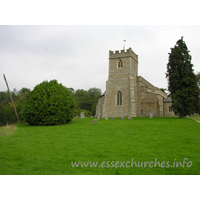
22, 80, 75, 125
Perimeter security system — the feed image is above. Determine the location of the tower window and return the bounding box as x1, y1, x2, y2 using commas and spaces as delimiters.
118, 61, 123, 68
117, 91, 122, 105
169, 106, 173, 112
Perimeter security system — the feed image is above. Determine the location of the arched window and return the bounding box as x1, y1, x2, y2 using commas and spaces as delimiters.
118, 61, 123, 68
117, 91, 122, 105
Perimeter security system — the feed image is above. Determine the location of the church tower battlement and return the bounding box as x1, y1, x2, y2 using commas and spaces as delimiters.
108, 47, 138, 78
109, 48, 138, 62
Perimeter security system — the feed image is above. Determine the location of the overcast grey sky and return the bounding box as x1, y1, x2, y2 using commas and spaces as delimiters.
1, 25, 200, 94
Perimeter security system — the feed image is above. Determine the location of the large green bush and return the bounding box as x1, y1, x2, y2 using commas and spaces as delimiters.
22, 80, 75, 125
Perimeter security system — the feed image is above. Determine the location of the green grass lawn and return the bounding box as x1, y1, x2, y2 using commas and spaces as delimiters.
0, 117, 200, 175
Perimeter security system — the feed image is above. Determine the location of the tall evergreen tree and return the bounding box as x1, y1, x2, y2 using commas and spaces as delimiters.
166, 37, 199, 118
196, 72, 200, 88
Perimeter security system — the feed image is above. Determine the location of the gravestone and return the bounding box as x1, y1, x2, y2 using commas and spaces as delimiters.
80, 112, 85, 119
120, 114, 124, 120
149, 111, 154, 118
92, 119, 97, 124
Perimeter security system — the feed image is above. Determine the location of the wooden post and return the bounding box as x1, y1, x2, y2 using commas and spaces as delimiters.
3, 74, 19, 122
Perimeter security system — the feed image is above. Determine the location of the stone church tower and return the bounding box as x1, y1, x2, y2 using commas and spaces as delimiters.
96, 48, 175, 118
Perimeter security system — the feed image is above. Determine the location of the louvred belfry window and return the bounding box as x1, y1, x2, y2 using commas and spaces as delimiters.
118, 61, 123, 68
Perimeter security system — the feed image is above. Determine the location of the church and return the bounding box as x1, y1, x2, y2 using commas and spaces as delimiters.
96, 47, 175, 118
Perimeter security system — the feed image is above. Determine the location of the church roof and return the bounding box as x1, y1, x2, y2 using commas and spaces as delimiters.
163, 98, 172, 102
98, 94, 105, 98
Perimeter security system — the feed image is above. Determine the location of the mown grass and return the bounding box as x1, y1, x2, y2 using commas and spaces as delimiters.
0, 124, 17, 138
0, 117, 200, 175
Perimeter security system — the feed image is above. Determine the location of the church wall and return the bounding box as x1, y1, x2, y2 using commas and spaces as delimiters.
96, 95, 105, 118
103, 76, 130, 118
163, 102, 175, 116
137, 76, 167, 117
140, 92, 159, 116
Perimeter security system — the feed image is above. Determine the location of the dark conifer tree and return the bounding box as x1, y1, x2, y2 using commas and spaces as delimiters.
166, 37, 199, 118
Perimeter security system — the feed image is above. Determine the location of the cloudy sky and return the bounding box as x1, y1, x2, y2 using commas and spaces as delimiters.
1, 25, 200, 94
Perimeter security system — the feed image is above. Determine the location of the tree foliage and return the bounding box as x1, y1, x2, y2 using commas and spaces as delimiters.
0, 88, 31, 126
73, 87, 101, 116
22, 80, 75, 125
196, 72, 200, 89
0, 82, 101, 126
88, 88, 101, 115
166, 37, 200, 118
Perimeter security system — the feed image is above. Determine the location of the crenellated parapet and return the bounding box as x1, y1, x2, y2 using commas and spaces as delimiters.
109, 47, 138, 62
